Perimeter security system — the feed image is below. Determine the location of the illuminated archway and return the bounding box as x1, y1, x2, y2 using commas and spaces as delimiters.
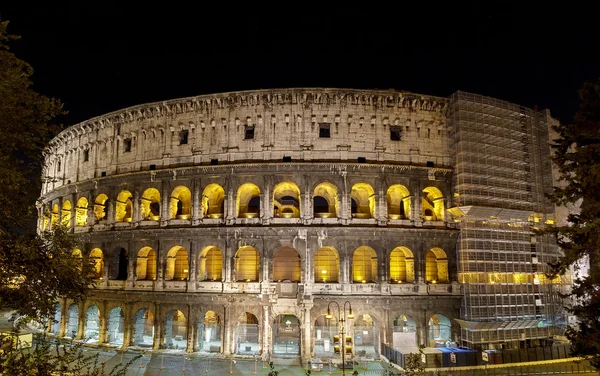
165, 246, 189, 281
89, 248, 104, 278
84, 305, 100, 342
235, 312, 259, 355
66, 304, 79, 338
428, 314, 451, 345
314, 314, 338, 357
202, 184, 225, 219
350, 183, 375, 219
51, 204, 59, 228
387, 184, 411, 220
235, 246, 260, 282
141, 188, 160, 221
115, 190, 133, 223
136, 247, 157, 280
389, 247, 415, 283
198, 311, 222, 353
353, 314, 379, 357
133, 309, 154, 347
313, 182, 338, 218
94, 194, 108, 221
72, 249, 83, 271
353, 246, 378, 283
273, 314, 300, 355
237, 183, 261, 218
75, 197, 88, 226
392, 314, 417, 347
107, 307, 124, 346
198, 246, 223, 281
273, 181, 301, 218
164, 310, 187, 350
422, 187, 444, 221
61, 200, 72, 227
273, 247, 301, 282
170, 186, 192, 220
53, 303, 62, 335
426, 248, 448, 283
314, 247, 339, 283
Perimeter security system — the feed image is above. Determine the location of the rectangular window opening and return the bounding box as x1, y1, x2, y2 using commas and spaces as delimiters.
179, 130, 189, 145
149, 164, 156, 170
357, 157, 367, 163
83, 149, 89, 162
101, 171, 107, 177
319, 123, 331, 138
390, 126, 402, 141
123, 138, 132, 153
283, 156, 292, 162
244, 126, 255, 140
426, 161, 434, 167
210, 159, 219, 165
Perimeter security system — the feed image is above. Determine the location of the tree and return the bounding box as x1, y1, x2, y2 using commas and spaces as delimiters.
550, 78, 600, 368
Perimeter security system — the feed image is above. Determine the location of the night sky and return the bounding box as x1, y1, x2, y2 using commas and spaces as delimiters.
2, 4, 599, 126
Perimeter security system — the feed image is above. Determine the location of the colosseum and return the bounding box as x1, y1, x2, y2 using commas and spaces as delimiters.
38, 88, 568, 364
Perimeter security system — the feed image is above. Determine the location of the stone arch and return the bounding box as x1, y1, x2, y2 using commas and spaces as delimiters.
66, 303, 79, 338
136, 246, 157, 280
389, 246, 415, 283
165, 246, 189, 281
112, 247, 128, 280
115, 190, 133, 223
273, 314, 300, 355
313, 182, 338, 218
235, 312, 260, 355
141, 188, 160, 221
314, 247, 340, 283
273, 181, 301, 218
201, 184, 225, 218
350, 183, 375, 219
51, 203, 59, 228
89, 248, 104, 278
133, 308, 155, 347
170, 185, 192, 219
387, 184, 411, 220
107, 307, 125, 346
422, 186, 444, 221
84, 305, 100, 342
392, 313, 417, 347
94, 193, 108, 221
198, 246, 223, 281
164, 309, 187, 350
273, 247, 301, 282
61, 200, 72, 227
72, 249, 83, 271
426, 247, 448, 283
353, 313, 380, 357
352, 246, 378, 283
75, 197, 88, 226
234, 246, 260, 282
237, 183, 261, 218
53, 303, 62, 335
197, 310, 222, 353
428, 313, 452, 345
313, 314, 338, 357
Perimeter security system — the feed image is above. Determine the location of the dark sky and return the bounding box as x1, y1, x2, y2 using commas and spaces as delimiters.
2, 3, 599, 126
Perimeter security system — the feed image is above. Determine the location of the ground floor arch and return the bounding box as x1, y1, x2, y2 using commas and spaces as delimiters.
198, 310, 222, 353
313, 314, 338, 358
53, 303, 62, 335
107, 307, 125, 346
133, 308, 155, 347
353, 314, 379, 358
392, 314, 417, 347
84, 305, 100, 343
66, 304, 79, 338
235, 312, 259, 355
164, 310, 187, 350
272, 314, 300, 356
428, 314, 452, 347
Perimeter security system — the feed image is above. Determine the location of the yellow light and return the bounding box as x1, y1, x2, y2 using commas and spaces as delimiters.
326, 309, 332, 320
361, 280, 366, 284
321, 270, 327, 274
431, 280, 437, 284
347, 308, 354, 319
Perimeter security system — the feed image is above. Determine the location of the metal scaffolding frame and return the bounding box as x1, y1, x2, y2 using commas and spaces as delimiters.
447, 92, 567, 349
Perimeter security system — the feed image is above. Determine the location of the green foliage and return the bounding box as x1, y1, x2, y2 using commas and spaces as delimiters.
549, 78, 600, 368
384, 348, 425, 376
267, 361, 279, 376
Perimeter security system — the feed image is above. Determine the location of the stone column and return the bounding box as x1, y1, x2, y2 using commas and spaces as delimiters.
133, 188, 141, 225
86, 199, 95, 227
186, 305, 194, 353
98, 303, 107, 344
59, 301, 67, 337
160, 182, 170, 227
127, 241, 135, 288
259, 193, 266, 222
378, 189, 388, 225
224, 241, 233, 283
76, 302, 85, 340
226, 188, 235, 223
192, 178, 201, 225
70, 192, 77, 229
153, 304, 162, 349
106, 195, 115, 227
188, 242, 197, 291
413, 181, 422, 226
223, 307, 231, 355
155, 243, 164, 291
262, 305, 270, 360
303, 305, 313, 362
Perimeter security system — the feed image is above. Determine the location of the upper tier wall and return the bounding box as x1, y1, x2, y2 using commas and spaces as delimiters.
42, 88, 449, 195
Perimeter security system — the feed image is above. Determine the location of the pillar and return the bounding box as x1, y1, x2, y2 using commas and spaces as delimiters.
186, 305, 194, 353
70, 192, 77, 229
133, 188, 141, 224
153, 304, 162, 349
192, 178, 201, 224
160, 182, 169, 226
226, 188, 235, 223
98, 303, 108, 344
76, 302, 85, 340
303, 305, 313, 362
223, 307, 231, 355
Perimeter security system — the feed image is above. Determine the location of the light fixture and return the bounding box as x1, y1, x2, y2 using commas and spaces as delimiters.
347, 308, 354, 319
326, 308, 332, 320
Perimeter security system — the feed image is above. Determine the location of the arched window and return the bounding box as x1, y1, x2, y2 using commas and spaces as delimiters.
426, 248, 449, 283
198, 311, 222, 353
387, 184, 411, 220
170, 186, 192, 220
115, 190, 133, 223
313, 182, 338, 218
84, 305, 100, 342
202, 184, 225, 219
75, 197, 88, 226
273, 247, 301, 282
393, 314, 417, 347
72, 249, 83, 271
66, 304, 79, 338
389, 247, 415, 283
141, 188, 160, 221
166, 246, 189, 281
133, 308, 155, 347
136, 247, 157, 280
429, 314, 451, 343
314, 247, 339, 283
61, 200, 72, 227
235, 246, 260, 282
235, 312, 259, 355
352, 246, 378, 283
164, 310, 187, 350
422, 187, 444, 221
350, 183, 375, 219
199, 246, 223, 281
51, 204, 59, 228
107, 307, 124, 346
89, 248, 104, 278
94, 194, 108, 222
273, 181, 301, 218
237, 183, 261, 218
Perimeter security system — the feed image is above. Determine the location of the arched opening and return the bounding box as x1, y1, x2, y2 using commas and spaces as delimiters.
426, 248, 449, 283
235, 246, 260, 282
387, 184, 411, 220
115, 190, 133, 223
198, 246, 223, 282
392, 314, 417, 347
273, 247, 301, 282
201, 184, 225, 219
51, 204, 59, 228
61, 200, 72, 227
273, 181, 301, 218
314, 314, 338, 358
53, 303, 62, 335
115, 248, 128, 280
237, 183, 261, 218
164, 310, 187, 350
84, 305, 100, 343
422, 187, 444, 221
133, 309, 154, 347
352, 246, 378, 283
170, 186, 192, 220
94, 194, 108, 222
107, 307, 125, 346
350, 183, 375, 219
197, 311, 222, 353
273, 314, 300, 355
75, 197, 88, 226
353, 314, 379, 358
389, 247, 415, 283
72, 249, 83, 271
428, 314, 452, 346
313, 182, 338, 218
89, 248, 104, 278
136, 247, 157, 280
141, 188, 160, 221
314, 247, 340, 283
165, 246, 189, 281
235, 312, 259, 355
66, 304, 79, 338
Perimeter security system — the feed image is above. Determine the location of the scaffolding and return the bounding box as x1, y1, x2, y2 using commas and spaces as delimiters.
447, 92, 568, 350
